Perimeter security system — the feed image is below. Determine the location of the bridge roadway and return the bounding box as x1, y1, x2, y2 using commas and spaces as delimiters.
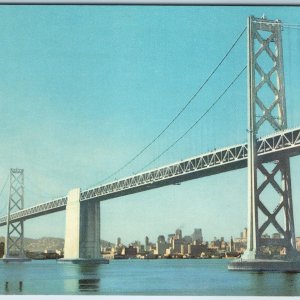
1, 126, 300, 226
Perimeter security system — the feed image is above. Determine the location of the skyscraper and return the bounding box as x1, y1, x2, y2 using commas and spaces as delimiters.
145, 236, 149, 251
192, 228, 203, 244
157, 235, 166, 243
117, 237, 121, 247
175, 228, 182, 240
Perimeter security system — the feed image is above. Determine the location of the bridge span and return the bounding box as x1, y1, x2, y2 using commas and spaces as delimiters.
1, 125, 300, 227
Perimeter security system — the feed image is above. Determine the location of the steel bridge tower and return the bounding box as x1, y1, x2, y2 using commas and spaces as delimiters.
3, 169, 30, 262
242, 15, 297, 260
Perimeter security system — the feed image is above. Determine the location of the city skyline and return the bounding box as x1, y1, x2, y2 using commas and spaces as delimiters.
0, 6, 300, 245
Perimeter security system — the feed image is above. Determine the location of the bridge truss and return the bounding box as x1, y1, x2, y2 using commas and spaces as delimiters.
0, 126, 300, 226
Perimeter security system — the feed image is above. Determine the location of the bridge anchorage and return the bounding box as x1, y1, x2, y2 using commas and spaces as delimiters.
228, 15, 300, 272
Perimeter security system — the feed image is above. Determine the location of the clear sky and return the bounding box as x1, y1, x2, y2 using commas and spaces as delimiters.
0, 5, 300, 245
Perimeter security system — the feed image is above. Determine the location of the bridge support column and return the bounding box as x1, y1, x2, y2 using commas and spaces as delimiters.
3, 169, 30, 263
229, 15, 299, 271
60, 188, 108, 264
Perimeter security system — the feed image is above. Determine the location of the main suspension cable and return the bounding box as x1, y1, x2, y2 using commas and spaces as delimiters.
0, 174, 9, 215
91, 27, 247, 187
137, 65, 247, 173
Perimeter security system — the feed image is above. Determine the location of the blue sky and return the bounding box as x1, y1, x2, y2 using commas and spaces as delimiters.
0, 5, 300, 245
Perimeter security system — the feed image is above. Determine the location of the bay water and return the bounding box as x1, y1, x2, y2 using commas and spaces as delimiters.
0, 258, 300, 296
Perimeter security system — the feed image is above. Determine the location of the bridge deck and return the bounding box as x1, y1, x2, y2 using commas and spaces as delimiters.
1, 126, 300, 226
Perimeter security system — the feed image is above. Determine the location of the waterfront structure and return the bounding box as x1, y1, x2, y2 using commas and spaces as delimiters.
188, 244, 207, 257
124, 246, 137, 258
0, 16, 300, 269
229, 16, 300, 271
244, 15, 295, 258
3, 169, 30, 263
1, 121, 299, 263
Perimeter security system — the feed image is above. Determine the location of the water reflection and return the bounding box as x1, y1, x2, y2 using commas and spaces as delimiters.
78, 264, 100, 292
62, 264, 101, 293
4, 281, 23, 293
77, 265, 100, 293
249, 271, 300, 296
78, 278, 100, 291
282, 272, 299, 295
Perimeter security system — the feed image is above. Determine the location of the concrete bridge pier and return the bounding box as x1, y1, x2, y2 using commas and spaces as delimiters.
59, 188, 108, 264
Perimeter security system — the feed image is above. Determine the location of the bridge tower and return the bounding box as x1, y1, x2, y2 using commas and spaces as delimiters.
243, 15, 297, 261
60, 188, 107, 263
3, 169, 30, 262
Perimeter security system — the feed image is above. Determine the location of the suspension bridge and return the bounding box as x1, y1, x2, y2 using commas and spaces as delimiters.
0, 15, 300, 270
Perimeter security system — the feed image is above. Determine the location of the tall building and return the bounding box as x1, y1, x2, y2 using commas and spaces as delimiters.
172, 239, 182, 253
192, 228, 203, 244
242, 228, 247, 240
168, 234, 175, 243
230, 237, 234, 252
183, 235, 193, 244
145, 236, 149, 251
155, 242, 168, 256
175, 229, 182, 240
117, 237, 121, 247
157, 235, 165, 243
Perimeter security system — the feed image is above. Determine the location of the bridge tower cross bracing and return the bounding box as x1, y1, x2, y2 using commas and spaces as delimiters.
3, 169, 30, 262
243, 15, 296, 260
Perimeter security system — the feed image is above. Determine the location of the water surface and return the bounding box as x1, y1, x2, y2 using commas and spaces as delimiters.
0, 259, 300, 295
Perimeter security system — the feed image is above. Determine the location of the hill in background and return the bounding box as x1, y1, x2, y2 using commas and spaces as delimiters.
0, 236, 114, 252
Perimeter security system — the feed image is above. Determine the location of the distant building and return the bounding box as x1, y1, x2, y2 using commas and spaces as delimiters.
183, 235, 193, 244
181, 244, 189, 255
136, 245, 145, 254
172, 239, 182, 253
175, 229, 182, 240
117, 237, 121, 247
145, 236, 149, 251
168, 234, 175, 243
272, 233, 281, 239
188, 244, 207, 257
155, 242, 168, 256
165, 248, 173, 256
192, 229, 203, 244
240, 228, 247, 239
230, 237, 234, 252
124, 246, 137, 258
157, 235, 165, 243
233, 238, 247, 253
